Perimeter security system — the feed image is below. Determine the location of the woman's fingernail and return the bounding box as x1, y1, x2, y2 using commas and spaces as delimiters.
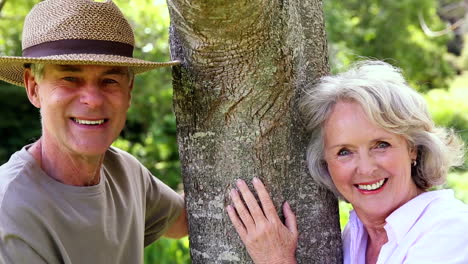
236, 179, 244, 186
252, 177, 259, 183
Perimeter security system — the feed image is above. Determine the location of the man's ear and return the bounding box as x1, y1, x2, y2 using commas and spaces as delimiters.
127, 79, 134, 104
24, 68, 41, 108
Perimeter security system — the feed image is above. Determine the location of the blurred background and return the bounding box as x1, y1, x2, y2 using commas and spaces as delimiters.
0, 0, 467, 263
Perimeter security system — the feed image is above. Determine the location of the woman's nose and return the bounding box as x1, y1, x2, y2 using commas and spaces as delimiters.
356, 153, 377, 176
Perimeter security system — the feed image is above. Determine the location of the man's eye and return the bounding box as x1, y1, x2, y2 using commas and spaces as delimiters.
63, 77, 78, 82
376, 141, 390, 149
338, 149, 351, 156
103, 78, 119, 84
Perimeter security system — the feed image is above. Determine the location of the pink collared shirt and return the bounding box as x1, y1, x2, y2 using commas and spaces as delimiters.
342, 190, 468, 264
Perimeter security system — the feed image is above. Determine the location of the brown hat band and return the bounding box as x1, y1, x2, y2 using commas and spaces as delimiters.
22, 39, 134, 58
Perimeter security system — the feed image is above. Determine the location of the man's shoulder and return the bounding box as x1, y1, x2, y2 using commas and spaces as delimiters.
0, 157, 43, 237
1, 147, 30, 175
105, 146, 142, 167
0, 147, 36, 204
104, 146, 151, 181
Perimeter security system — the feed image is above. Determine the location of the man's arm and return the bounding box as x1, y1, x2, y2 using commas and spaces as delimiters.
162, 195, 188, 239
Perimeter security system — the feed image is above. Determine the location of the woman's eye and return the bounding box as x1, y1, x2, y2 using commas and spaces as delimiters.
338, 149, 351, 156
376, 141, 390, 149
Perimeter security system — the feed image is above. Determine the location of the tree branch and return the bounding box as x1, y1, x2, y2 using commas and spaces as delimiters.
418, 13, 465, 38
0, 0, 7, 14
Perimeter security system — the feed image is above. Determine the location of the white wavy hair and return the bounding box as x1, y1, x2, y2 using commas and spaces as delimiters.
299, 60, 465, 198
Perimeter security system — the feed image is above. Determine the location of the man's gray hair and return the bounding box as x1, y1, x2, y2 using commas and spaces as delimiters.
299, 60, 465, 198
30, 63, 46, 82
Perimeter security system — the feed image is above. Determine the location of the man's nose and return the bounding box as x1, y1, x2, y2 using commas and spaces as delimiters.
80, 83, 104, 108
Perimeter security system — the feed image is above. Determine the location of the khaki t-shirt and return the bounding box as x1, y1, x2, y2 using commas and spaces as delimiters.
0, 146, 184, 264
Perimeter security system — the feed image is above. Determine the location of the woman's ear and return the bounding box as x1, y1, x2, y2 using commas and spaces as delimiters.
24, 69, 41, 108
409, 145, 417, 161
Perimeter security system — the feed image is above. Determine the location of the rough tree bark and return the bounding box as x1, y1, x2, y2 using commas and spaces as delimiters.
167, 0, 342, 263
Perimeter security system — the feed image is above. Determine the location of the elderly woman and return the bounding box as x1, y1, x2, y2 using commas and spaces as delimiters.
227, 61, 468, 264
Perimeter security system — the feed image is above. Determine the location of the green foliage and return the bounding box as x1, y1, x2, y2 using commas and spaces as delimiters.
338, 201, 353, 230
0, 82, 41, 162
446, 171, 468, 203
0, 0, 35, 56
324, 0, 456, 90
144, 238, 191, 264
425, 72, 468, 166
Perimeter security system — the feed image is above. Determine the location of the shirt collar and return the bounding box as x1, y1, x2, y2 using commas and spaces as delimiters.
384, 189, 454, 243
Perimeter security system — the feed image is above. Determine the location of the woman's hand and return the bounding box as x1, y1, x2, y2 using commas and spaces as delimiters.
226, 177, 298, 264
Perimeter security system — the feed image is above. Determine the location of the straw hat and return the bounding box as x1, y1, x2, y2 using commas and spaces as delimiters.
0, 0, 180, 87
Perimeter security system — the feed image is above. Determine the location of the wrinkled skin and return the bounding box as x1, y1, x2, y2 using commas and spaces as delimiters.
227, 178, 298, 264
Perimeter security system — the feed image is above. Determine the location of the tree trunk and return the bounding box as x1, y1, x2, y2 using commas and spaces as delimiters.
167, 0, 342, 263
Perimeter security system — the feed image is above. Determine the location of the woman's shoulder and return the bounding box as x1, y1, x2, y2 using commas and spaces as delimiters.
423, 189, 468, 221
408, 189, 468, 242
402, 190, 468, 262
388, 189, 468, 231
386, 189, 468, 241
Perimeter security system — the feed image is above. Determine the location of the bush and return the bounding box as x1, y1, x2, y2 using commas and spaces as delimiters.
144, 238, 191, 264
324, 0, 456, 90
425, 73, 468, 166
0, 82, 41, 163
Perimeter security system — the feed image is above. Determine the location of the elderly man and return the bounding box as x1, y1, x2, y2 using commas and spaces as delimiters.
0, 0, 187, 263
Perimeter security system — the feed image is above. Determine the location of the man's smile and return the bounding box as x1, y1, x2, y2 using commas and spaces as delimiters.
71, 117, 108, 126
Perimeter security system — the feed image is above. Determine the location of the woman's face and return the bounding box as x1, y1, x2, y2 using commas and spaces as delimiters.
323, 100, 421, 220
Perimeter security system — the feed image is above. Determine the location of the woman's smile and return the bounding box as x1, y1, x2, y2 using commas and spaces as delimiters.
324, 100, 420, 220
355, 178, 388, 194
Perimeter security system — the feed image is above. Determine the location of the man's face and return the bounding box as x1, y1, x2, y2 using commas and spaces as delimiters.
26, 64, 133, 158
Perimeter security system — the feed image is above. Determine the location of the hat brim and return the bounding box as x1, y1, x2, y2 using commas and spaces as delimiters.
0, 54, 180, 87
